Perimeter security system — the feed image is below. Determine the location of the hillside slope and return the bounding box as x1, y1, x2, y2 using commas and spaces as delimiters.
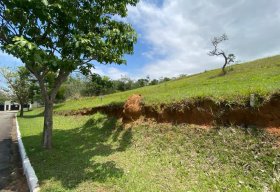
18, 56, 280, 191
56, 55, 280, 112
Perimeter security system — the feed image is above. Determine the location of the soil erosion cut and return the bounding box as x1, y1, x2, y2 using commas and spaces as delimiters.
56, 93, 280, 132
123, 94, 144, 122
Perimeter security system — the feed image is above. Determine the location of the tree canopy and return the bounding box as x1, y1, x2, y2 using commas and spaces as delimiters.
0, 0, 138, 91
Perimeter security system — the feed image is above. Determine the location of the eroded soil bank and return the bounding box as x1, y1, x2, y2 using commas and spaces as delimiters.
55, 93, 280, 132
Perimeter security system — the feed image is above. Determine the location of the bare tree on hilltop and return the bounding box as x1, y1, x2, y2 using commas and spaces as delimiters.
209, 34, 236, 74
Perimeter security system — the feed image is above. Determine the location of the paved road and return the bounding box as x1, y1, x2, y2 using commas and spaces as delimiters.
0, 112, 15, 190
0, 112, 28, 191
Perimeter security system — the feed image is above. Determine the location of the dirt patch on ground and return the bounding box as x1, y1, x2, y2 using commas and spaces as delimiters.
123, 94, 144, 123
143, 94, 280, 129
55, 93, 280, 134
266, 127, 280, 136
56, 104, 123, 118
144, 99, 218, 125
219, 94, 280, 128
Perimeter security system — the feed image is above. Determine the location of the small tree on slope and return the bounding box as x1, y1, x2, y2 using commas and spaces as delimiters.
209, 34, 235, 74
0, 0, 138, 149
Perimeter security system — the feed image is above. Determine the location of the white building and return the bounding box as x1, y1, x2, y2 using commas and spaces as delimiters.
0, 101, 32, 111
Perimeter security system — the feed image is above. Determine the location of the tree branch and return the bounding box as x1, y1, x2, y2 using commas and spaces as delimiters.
50, 70, 70, 101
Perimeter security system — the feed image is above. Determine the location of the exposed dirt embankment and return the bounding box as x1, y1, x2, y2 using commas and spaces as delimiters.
55, 94, 280, 131
56, 104, 124, 118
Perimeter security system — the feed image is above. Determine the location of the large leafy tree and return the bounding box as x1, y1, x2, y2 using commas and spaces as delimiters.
0, 0, 138, 149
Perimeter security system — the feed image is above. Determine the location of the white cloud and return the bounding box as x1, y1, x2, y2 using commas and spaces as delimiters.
92, 66, 128, 80
128, 0, 280, 78
1, 1, 280, 81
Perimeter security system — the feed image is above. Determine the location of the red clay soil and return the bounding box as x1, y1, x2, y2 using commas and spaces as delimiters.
122, 94, 144, 122
266, 127, 280, 136
55, 93, 280, 131
56, 104, 123, 118
143, 94, 280, 129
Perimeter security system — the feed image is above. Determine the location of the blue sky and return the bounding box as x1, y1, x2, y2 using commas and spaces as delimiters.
1, 0, 280, 81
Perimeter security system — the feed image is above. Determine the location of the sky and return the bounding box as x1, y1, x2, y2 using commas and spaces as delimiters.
1, 0, 280, 81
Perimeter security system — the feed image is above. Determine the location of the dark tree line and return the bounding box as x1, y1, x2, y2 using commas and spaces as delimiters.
61, 74, 175, 99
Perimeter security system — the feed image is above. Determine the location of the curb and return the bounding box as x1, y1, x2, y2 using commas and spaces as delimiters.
15, 114, 40, 192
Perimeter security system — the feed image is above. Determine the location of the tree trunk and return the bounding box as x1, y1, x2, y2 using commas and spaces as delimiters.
42, 100, 54, 149
222, 63, 227, 74
32, 69, 69, 149
19, 104, 24, 117
222, 55, 228, 74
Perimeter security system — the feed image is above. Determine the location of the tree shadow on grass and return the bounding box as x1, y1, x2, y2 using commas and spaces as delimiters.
21, 113, 132, 190
20, 111, 44, 118
208, 72, 226, 79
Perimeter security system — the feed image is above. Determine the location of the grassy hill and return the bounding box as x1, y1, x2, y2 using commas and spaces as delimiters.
56, 55, 280, 112
17, 55, 280, 191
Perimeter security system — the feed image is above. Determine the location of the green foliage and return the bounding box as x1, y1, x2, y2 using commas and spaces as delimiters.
149, 79, 159, 85
160, 77, 171, 82
0, 0, 138, 102
0, 0, 138, 74
63, 75, 85, 99
82, 73, 114, 96
55, 85, 66, 102
28, 82, 41, 103
61, 74, 173, 98
18, 110, 280, 191
0, 66, 33, 116
113, 76, 134, 92
0, 90, 8, 104
0, 67, 32, 104
134, 78, 149, 88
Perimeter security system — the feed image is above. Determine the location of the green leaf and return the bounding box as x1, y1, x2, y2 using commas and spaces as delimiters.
34, 53, 42, 63
27, 43, 33, 50
52, 3, 62, 9
19, 40, 27, 47
42, 0, 48, 6
52, 61, 57, 67
75, 41, 80, 48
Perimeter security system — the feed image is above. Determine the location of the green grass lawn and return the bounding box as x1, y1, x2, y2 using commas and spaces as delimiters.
56, 55, 280, 112
18, 109, 280, 191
